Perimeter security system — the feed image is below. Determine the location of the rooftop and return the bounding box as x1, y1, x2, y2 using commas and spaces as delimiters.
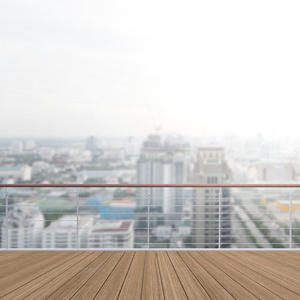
0, 251, 299, 299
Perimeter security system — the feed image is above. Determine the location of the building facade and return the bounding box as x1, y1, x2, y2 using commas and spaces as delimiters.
193, 147, 231, 248
42, 215, 93, 248
87, 220, 134, 248
137, 134, 186, 217
2, 202, 44, 248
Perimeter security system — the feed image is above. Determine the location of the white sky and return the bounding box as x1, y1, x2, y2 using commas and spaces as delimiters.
1, 0, 300, 138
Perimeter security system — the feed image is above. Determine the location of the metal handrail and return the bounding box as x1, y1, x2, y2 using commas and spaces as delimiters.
1, 183, 300, 188
1, 183, 299, 250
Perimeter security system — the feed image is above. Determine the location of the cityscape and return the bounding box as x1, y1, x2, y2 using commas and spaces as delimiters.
1, 0, 300, 298
1, 133, 300, 249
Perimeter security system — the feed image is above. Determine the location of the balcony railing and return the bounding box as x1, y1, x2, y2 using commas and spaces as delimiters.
0, 184, 300, 250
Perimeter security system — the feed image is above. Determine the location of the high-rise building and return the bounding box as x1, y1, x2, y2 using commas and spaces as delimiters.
2, 202, 44, 248
137, 134, 186, 219
86, 136, 97, 151
193, 147, 231, 248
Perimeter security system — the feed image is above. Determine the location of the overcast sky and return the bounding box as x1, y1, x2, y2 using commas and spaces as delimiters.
1, 1, 300, 138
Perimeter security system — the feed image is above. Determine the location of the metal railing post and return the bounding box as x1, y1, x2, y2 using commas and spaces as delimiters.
289, 189, 293, 249
218, 187, 222, 249
5, 188, 8, 249
76, 189, 79, 249
147, 187, 150, 249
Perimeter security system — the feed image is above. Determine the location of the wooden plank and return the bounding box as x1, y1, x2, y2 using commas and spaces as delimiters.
167, 252, 210, 300
118, 252, 145, 300
46, 252, 113, 300
222, 252, 300, 296
4, 252, 92, 300
216, 252, 300, 300
178, 252, 234, 300
22, 252, 101, 300
157, 251, 188, 300
0, 251, 62, 279
72, 252, 124, 299
94, 251, 135, 299
0, 252, 74, 298
201, 252, 282, 300
257, 252, 300, 270
0, 251, 299, 299
141, 252, 164, 300
0, 251, 36, 267
230, 252, 300, 288
189, 252, 257, 300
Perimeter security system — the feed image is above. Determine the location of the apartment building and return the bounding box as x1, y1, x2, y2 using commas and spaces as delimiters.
2, 202, 44, 248
42, 215, 93, 248
87, 219, 134, 248
193, 147, 231, 248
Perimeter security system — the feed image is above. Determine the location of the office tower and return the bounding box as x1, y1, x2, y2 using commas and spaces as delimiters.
86, 136, 97, 151
136, 134, 186, 216
193, 147, 231, 248
2, 202, 44, 248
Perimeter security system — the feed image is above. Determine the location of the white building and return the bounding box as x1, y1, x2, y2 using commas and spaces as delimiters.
2, 202, 44, 248
257, 160, 295, 182
88, 220, 134, 248
152, 226, 172, 239
0, 165, 32, 182
32, 161, 57, 174
42, 215, 93, 248
37, 148, 55, 160
137, 134, 186, 214
11, 141, 23, 153
193, 147, 232, 248
25, 140, 36, 150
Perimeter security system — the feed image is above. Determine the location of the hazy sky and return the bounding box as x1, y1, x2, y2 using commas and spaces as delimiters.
1, 1, 300, 138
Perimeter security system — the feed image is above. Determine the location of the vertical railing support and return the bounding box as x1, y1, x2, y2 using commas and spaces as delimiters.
5, 188, 8, 249
289, 189, 293, 249
218, 187, 222, 249
76, 189, 79, 249
147, 187, 150, 249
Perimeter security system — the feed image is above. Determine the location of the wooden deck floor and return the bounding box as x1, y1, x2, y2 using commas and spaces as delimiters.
0, 251, 299, 299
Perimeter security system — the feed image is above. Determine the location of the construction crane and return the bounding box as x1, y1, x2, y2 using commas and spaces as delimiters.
147, 104, 162, 135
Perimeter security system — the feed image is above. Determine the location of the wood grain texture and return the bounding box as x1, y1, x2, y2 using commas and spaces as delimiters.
202, 252, 282, 299
4, 252, 86, 300
177, 251, 234, 300
118, 252, 145, 299
189, 252, 258, 300
141, 252, 164, 300
167, 252, 210, 300
72, 251, 124, 299
222, 252, 300, 295
0, 251, 299, 300
157, 251, 188, 300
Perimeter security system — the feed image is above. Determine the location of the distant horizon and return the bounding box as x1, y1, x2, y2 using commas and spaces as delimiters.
0, 132, 297, 145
